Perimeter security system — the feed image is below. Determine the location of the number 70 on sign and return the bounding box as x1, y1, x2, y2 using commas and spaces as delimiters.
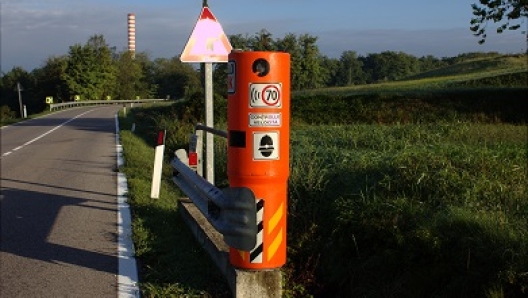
249, 83, 282, 108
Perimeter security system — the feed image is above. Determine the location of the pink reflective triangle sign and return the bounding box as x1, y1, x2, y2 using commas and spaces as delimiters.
180, 7, 232, 63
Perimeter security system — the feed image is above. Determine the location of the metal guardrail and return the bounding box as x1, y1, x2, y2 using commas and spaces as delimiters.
172, 149, 257, 251
171, 124, 257, 251
49, 99, 169, 111
195, 123, 228, 138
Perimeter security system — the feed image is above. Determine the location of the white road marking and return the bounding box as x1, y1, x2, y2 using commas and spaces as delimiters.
22, 110, 93, 147
0, 109, 94, 158
115, 114, 141, 298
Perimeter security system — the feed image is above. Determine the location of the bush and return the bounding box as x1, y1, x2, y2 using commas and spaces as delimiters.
448, 71, 528, 88
292, 88, 528, 125
0, 105, 17, 122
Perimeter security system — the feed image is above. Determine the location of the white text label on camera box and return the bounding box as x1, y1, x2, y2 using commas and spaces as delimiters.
249, 113, 282, 127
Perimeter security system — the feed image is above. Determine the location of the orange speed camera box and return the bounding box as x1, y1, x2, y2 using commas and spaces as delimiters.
227, 51, 291, 269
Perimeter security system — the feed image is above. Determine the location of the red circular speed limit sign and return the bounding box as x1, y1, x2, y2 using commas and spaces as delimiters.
249, 83, 282, 108
262, 85, 281, 106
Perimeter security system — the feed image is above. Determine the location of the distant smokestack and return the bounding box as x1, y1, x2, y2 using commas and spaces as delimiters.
127, 13, 136, 58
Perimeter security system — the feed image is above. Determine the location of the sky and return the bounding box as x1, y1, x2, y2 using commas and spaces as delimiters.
1, 0, 526, 72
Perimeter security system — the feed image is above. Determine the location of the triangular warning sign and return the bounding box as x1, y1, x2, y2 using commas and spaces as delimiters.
180, 6, 232, 63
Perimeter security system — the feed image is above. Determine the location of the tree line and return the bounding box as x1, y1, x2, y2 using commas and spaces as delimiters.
0, 31, 511, 118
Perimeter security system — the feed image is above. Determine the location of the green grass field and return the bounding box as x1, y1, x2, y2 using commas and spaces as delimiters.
118, 54, 527, 297
286, 123, 527, 297
403, 54, 526, 81
294, 54, 527, 97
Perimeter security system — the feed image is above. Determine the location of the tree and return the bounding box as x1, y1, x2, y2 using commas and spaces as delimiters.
360, 51, 420, 83
152, 57, 201, 100
298, 34, 323, 89
113, 51, 145, 100
318, 56, 340, 87
335, 51, 364, 86
32, 56, 69, 111
134, 52, 158, 99
275, 33, 303, 90
418, 55, 446, 73
87, 36, 117, 99
62, 35, 116, 100
470, 0, 528, 44
228, 34, 251, 50
0, 67, 34, 116
248, 29, 276, 51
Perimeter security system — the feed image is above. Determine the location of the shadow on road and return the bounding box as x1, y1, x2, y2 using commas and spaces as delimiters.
0, 187, 117, 274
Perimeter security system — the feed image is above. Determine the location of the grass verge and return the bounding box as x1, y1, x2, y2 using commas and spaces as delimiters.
118, 110, 231, 298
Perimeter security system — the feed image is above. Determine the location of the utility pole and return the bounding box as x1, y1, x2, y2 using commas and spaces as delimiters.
17, 82, 23, 118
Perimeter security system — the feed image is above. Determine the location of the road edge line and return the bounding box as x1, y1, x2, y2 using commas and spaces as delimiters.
115, 113, 141, 298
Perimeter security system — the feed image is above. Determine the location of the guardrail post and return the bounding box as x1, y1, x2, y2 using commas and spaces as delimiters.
226, 50, 290, 294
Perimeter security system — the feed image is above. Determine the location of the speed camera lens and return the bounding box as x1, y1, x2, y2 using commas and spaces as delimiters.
252, 58, 270, 77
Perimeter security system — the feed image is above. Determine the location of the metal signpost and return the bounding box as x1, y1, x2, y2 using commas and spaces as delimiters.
180, 1, 232, 184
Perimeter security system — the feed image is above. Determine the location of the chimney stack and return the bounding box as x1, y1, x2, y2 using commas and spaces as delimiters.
127, 13, 136, 58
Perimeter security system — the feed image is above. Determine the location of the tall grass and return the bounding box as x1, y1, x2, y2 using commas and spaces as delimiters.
291, 89, 528, 125
286, 123, 527, 297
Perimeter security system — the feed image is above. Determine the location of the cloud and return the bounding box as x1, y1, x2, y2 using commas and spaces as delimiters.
1, 2, 525, 72
316, 28, 526, 58
0, 2, 204, 71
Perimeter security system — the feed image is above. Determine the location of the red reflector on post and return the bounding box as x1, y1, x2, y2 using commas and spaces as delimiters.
157, 130, 166, 146
189, 152, 198, 166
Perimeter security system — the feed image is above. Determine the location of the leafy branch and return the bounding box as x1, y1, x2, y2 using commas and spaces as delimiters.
470, 0, 528, 44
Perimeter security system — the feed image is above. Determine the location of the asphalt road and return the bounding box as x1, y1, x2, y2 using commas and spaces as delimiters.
0, 106, 127, 297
